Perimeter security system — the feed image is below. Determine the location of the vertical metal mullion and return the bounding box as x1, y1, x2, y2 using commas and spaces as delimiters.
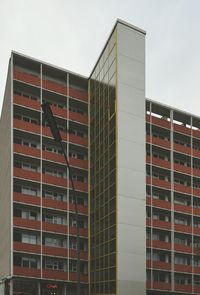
93, 78, 96, 295
149, 101, 153, 288
10, 54, 14, 295
40, 63, 43, 281
191, 116, 194, 292
170, 109, 174, 291
66, 73, 70, 284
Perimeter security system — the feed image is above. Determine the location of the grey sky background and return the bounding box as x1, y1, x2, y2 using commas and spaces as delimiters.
1, 0, 200, 116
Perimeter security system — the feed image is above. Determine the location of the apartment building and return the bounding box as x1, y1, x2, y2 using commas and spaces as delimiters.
1, 18, 200, 295
146, 101, 200, 294
0, 53, 89, 295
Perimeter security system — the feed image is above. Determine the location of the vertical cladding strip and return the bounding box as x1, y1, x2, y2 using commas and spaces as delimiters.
117, 22, 146, 295
191, 116, 194, 293
11, 54, 14, 278
149, 102, 153, 288
89, 28, 117, 294
88, 79, 91, 295
115, 28, 118, 295
40, 63, 43, 279
67, 72, 70, 282
0, 58, 12, 280
170, 109, 174, 291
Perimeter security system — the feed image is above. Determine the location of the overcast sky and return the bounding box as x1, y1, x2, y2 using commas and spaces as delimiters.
1, 0, 200, 116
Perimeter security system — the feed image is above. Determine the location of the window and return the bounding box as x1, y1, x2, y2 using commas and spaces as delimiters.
22, 210, 37, 220
43, 168, 65, 178
45, 259, 64, 270
69, 260, 77, 272
45, 237, 64, 247
72, 175, 85, 183
22, 234, 37, 244
175, 256, 189, 265
22, 163, 37, 172
22, 187, 37, 197
43, 190, 66, 202
22, 257, 37, 268
45, 215, 65, 225
69, 238, 77, 249
175, 217, 188, 225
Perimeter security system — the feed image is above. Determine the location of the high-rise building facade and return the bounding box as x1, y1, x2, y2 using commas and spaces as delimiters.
0, 53, 89, 295
1, 18, 200, 295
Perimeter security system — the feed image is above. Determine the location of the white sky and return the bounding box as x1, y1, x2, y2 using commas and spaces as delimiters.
1, 0, 200, 116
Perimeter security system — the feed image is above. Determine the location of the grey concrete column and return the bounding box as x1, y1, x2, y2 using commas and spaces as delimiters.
37, 281, 41, 295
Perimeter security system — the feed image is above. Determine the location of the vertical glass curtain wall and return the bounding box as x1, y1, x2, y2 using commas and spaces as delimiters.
89, 29, 117, 295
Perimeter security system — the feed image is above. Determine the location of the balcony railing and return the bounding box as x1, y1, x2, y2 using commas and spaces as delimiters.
42, 150, 88, 169
174, 264, 192, 273
42, 174, 88, 192
174, 223, 192, 234
42, 198, 88, 215
14, 95, 40, 110
174, 243, 192, 253
146, 177, 171, 190
147, 218, 171, 230
14, 143, 40, 158
14, 266, 41, 277
14, 241, 41, 254
14, 119, 40, 134
146, 240, 171, 250
146, 281, 171, 291
146, 196, 171, 210
14, 167, 40, 182
174, 284, 192, 293
14, 70, 40, 87
42, 127, 88, 147
147, 260, 171, 270
14, 192, 40, 206
14, 217, 41, 230
13, 70, 88, 103
42, 246, 88, 260
42, 222, 88, 237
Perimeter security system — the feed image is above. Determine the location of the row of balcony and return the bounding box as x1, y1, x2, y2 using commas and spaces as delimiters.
147, 281, 200, 293
14, 192, 88, 215
14, 119, 88, 147
14, 95, 88, 125
146, 135, 200, 158
146, 240, 194, 253
146, 155, 200, 177
146, 114, 200, 139
146, 218, 200, 236
14, 241, 87, 260
14, 143, 88, 170
147, 260, 200, 274
13, 266, 88, 282
146, 177, 200, 197
13, 217, 88, 237
14, 167, 88, 192
146, 196, 200, 216
13, 70, 88, 103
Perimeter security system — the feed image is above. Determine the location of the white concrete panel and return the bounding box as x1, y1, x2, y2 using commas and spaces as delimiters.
115, 21, 146, 295
118, 223, 146, 255
118, 280, 146, 295
118, 138, 145, 173
117, 251, 146, 281
118, 54, 145, 90
118, 83, 145, 119
118, 111, 145, 145
118, 196, 146, 228
117, 23, 145, 63
118, 167, 145, 200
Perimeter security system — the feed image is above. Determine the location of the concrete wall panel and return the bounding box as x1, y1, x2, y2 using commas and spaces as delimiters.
116, 21, 146, 295
0, 60, 12, 279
